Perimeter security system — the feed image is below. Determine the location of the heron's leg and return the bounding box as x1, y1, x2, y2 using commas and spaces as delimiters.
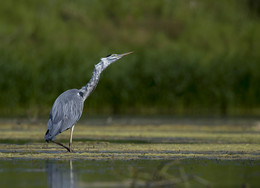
69, 125, 75, 152
51, 140, 70, 152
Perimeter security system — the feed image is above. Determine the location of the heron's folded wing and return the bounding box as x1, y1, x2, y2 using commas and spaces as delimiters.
49, 97, 83, 135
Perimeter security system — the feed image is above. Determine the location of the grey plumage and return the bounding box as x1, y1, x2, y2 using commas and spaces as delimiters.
45, 89, 83, 141
44, 52, 133, 152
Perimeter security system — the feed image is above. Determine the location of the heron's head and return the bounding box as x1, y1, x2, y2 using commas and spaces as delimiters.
101, 51, 133, 63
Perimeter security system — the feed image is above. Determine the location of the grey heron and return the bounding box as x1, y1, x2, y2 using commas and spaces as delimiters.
44, 52, 133, 152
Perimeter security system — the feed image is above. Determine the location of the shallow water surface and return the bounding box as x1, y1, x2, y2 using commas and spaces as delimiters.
0, 159, 259, 188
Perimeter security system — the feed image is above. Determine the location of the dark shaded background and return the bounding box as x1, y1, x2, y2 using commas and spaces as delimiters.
0, 0, 260, 117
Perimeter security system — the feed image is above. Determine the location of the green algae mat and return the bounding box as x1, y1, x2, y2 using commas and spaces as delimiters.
0, 123, 260, 160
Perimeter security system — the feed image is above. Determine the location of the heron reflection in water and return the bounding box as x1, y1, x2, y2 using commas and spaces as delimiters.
46, 159, 77, 188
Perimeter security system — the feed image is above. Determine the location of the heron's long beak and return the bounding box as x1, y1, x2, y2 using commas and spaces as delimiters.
118, 51, 134, 57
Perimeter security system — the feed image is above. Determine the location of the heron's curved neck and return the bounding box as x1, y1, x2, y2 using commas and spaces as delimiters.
79, 59, 110, 101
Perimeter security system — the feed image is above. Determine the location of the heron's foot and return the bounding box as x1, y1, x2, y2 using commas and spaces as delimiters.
68, 144, 73, 152
68, 148, 74, 153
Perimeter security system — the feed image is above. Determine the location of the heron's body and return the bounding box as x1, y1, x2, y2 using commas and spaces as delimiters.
44, 52, 132, 152
45, 89, 84, 142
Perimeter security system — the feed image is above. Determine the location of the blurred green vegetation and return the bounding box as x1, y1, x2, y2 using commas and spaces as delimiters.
0, 0, 260, 117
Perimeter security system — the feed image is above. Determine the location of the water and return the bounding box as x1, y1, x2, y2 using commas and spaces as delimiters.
0, 159, 259, 187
